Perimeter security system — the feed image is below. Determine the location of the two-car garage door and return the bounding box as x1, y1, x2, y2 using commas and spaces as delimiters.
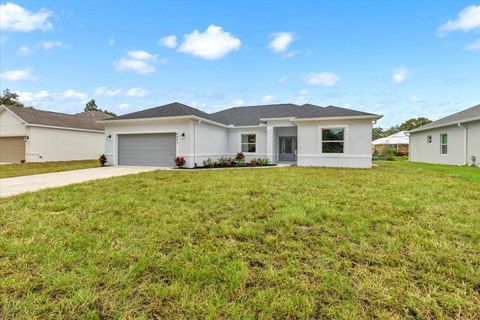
118, 133, 176, 166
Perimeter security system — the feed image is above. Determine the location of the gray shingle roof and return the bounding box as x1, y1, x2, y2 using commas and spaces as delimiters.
107, 102, 380, 126
4, 105, 112, 131
410, 104, 480, 132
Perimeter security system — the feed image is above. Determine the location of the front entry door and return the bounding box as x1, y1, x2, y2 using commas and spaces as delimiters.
278, 136, 297, 161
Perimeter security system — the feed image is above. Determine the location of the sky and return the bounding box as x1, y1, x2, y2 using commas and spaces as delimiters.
0, 0, 479, 128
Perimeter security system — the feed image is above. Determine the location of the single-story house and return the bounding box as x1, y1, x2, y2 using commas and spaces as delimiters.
372, 131, 409, 156
100, 102, 382, 168
0, 105, 111, 163
409, 104, 479, 166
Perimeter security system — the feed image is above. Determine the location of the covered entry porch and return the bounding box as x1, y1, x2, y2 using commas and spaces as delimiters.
266, 124, 298, 164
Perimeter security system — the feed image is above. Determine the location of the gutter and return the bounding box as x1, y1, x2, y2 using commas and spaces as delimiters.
292, 115, 383, 122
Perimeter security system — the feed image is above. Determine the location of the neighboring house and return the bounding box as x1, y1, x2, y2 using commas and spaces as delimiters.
100, 102, 382, 168
0, 105, 111, 163
372, 131, 409, 156
409, 104, 480, 166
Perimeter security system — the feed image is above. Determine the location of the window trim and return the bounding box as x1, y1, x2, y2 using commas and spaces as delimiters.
440, 133, 448, 155
427, 135, 432, 144
240, 133, 257, 153
320, 126, 347, 154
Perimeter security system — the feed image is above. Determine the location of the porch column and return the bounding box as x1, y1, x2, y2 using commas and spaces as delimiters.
266, 125, 274, 162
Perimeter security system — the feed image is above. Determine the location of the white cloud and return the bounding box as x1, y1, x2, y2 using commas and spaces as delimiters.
95, 86, 148, 97
279, 76, 289, 83
295, 89, 308, 105
17, 45, 32, 56
438, 5, 480, 33
0, 2, 53, 32
269, 32, 295, 52
127, 50, 157, 61
114, 50, 160, 74
0, 69, 35, 81
262, 95, 274, 104
41, 41, 64, 50
126, 87, 147, 97
467, 38, 480, 51
232, 99, 245, 107
299, 89, 307, 95
117, 103, 129, 109
304, 72, 340, 86
114, 57, 156, 74
18, 89, 88, 107
392, 66, 409, 83
411, 95, 420, 103
159, 35, 177, 48
108, 38, 115, 46
179, 25, 241, 60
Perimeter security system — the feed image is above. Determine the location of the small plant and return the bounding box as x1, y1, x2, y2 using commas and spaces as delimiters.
99, 154, 107, 166
236, 159, 246, 167
471, 155, 477, 167
175, 156, 186, 168
218, 157, 233, 167
235, 152, 245, 161
203, 158, 214, 168
257, 158, 271, 166
250, 158, 257, 167
386, 148, 396, 161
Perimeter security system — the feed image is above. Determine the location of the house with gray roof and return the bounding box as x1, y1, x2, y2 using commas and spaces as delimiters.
409, 104, 480, 166
0, 105, 111, 163
100, 102, 382, 168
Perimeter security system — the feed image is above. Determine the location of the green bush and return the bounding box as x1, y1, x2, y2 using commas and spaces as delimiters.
236, 159, 246, 167
257, 158, 271, 166
218, 157, 233, 167
386, 148, 396, 161
203, 158, 214, 168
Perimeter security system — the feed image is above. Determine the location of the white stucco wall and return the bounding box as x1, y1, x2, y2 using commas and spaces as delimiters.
409, 124, 466, 165
26, 126, 104, 162
295, 119, 373, 168
193, 121, 228, 166
466, 121, 480, 166
0, 109, 27, 136
227, 126, 267, 161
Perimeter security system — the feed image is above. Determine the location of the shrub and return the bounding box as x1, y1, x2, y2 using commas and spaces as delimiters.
203, 158, 214, 168
386, 148, 396, 161
99, 154, 107, 166
175, 156, 186, 167
235, 152, 245, 161
218, 157, 233, 167
236, 159, 246, 167
250, 158, 257, 167
257, 158, 271, 166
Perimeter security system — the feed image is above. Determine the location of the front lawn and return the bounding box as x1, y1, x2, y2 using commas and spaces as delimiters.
1, 162, 479, 318
0, 160, 99, 179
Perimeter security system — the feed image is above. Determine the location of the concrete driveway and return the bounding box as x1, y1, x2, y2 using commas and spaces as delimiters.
0, 166, 167, 197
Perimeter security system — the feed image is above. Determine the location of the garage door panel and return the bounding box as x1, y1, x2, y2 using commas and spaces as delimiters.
0, 137, 25, 163
118, 133, 176, 166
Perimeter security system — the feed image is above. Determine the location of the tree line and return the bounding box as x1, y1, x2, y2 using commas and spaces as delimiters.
373, 117, 432, 140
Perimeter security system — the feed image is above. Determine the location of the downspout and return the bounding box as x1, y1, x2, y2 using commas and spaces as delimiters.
193, 121, 197, 167
458, 122, 467, 165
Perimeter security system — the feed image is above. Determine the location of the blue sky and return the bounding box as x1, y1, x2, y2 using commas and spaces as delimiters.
1, 1, 479, 127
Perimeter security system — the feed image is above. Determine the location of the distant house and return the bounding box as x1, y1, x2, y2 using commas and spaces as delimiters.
100, 102, 382, 168
372, 131, 409, 156
0, 105, 111, 163
409, 104, 479, 166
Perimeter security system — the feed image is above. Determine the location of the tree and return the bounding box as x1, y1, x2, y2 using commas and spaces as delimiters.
0, 89, 24, 107
399, 117, 432, 131
84, 99, 99, 112
372, 127, 384, 140
84, 99, 117, 116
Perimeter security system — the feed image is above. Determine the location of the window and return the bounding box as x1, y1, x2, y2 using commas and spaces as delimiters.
241, 134, 256, 153
440, 134, 448, 154
322, 128, 344, 153
427, 135, 432, 143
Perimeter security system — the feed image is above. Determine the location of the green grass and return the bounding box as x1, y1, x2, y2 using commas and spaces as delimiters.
376, 160, 480, 183
1, 162, 479, 319
0, 160, 99, 179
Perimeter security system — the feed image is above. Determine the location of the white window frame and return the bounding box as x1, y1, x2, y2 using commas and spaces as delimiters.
240, 133, 256, 153
440, 133, 448, 155
427, 135, 432, 144
320, 126, 347, 154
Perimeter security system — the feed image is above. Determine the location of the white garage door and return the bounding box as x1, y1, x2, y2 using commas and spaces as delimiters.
118, 133, 176, 166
